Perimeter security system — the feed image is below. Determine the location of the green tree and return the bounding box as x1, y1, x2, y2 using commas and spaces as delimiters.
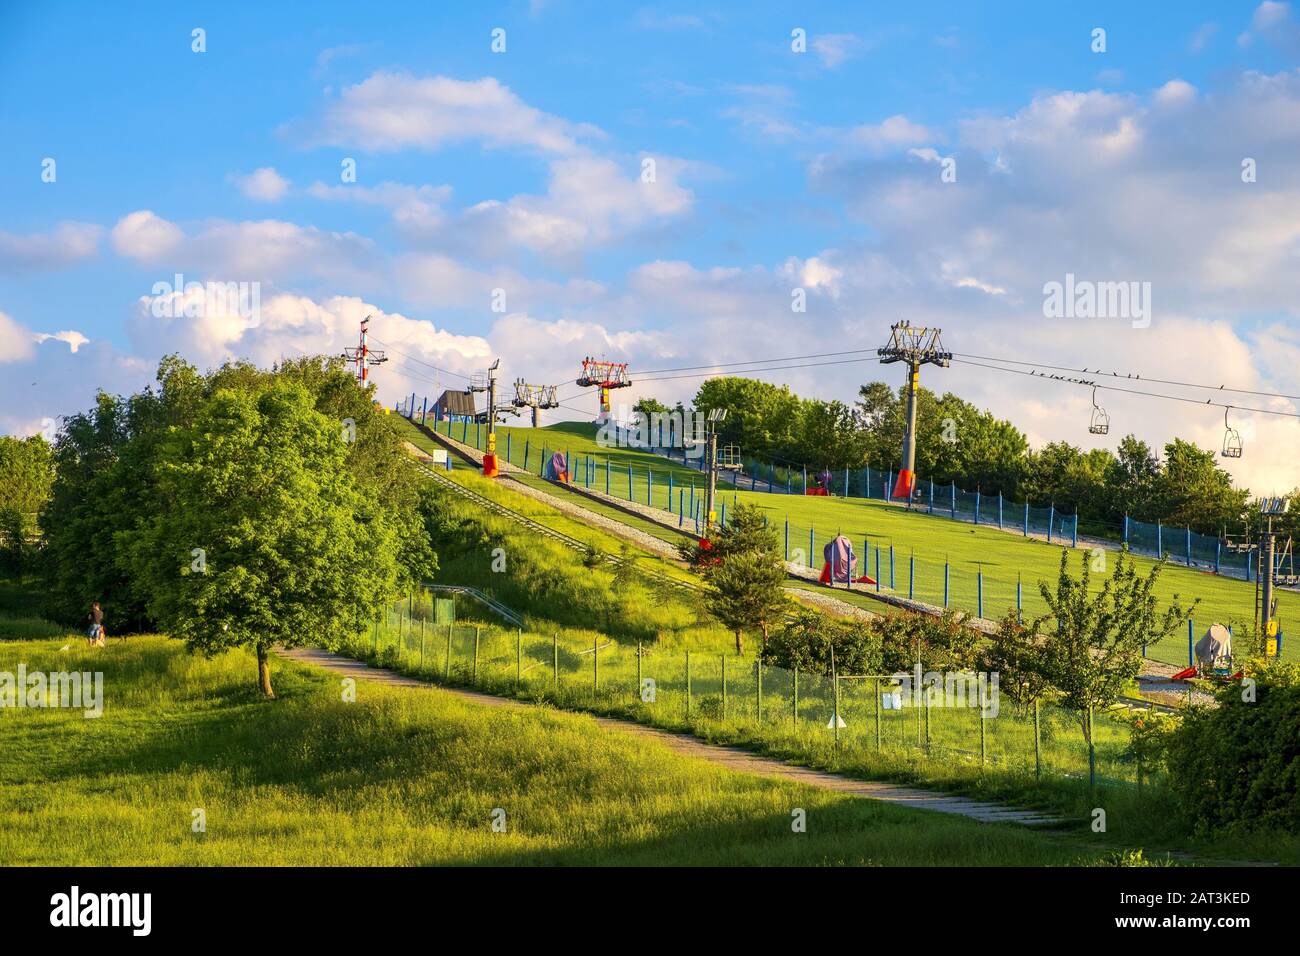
1155, 438, 1250, 534
120, 381, 414, 697
0, 434, 55, 518
1031, 549, 1195, 744
679, 502, 788, 652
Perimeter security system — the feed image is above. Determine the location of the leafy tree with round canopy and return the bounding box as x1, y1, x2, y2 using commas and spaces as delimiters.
121, 380, 409, 697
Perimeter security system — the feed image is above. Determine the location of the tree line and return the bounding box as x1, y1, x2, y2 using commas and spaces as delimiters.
643, 376, 1271, 538
3, 355, 437, 695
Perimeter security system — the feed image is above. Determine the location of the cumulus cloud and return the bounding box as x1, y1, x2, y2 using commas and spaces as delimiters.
302, 72, 597, 154
111, 210, 183, 261
109, 210, 379, 288
0, 222, 102, 274
233, 167, 291, 201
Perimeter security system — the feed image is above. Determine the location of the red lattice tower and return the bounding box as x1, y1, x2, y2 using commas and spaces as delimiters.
576, 357, 631, 413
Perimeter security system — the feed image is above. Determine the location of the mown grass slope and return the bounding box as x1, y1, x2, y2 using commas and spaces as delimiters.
412, 417, 1293, 665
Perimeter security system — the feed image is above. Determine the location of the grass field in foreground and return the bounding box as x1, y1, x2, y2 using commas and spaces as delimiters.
0, 633, 1130, 866
411, 417, 1295, 666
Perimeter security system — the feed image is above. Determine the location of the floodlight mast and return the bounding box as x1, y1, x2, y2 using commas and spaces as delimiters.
877, 322, 951, 500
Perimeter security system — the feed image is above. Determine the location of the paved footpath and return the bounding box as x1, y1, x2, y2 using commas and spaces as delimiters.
283, 646, 1062, 828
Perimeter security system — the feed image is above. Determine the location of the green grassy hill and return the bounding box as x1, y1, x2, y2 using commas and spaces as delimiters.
0, 632, 1116, 866
407, 416, 1294, 666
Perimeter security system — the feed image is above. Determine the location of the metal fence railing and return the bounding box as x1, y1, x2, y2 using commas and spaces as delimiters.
344, 589, 1164, 792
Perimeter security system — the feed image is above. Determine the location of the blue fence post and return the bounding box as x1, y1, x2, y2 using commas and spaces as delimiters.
1246, 549, 1252, 582
1188, 618, 1194, 668
606, 459, 611, 495
1186, 526, 1192, 567
541, 446, 548, 477
505, 432, 511, 464
627, 464, 633, 501
975, 491, 981, 525
802, 466, 807, 495
1024, 502, 1029, 537
998, 492, 1004, 529
1215, 539, 1221, 574
1124, 515, 1130, 545
1157, 522, 1163, 559
950, 482, 956, 519
808, 528, 814, 568
721, 502, 726, 527
886, 470, 893, 501
977, 568, 984, 618
524, 439, 530, 471
1073, 513, 1079, 548
690, 481, 695, 515
875, 548, 881, 592
889, 545, 895, 589
784, 520, 789, 560
648, 470, 653, 507
943, 560, 950, 607
908, 554, 915, 599
679, 491, 685, 527
1048, 504, 1055, 543
1016, 574, 1023, 621
928, 479, 934, 514
843, 468, 849, 497
668, 472, 673, 511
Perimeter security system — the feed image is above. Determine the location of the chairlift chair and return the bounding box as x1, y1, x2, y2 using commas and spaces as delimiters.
1088, 386, 1110, 435
1221, 407, 1243, 459
717, 444, 743, 471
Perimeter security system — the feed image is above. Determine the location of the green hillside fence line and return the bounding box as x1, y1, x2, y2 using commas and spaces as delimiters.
352, 590, 1164, 792
420, 417, 1291, 667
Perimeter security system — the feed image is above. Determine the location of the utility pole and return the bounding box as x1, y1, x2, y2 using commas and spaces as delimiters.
703, 407, 727, 532
877, 321, 951, 501
342, 314, 387, 386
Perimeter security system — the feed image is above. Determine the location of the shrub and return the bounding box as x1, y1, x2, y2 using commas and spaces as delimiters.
762, 608, 882, 676
1164, 667, 1300, 833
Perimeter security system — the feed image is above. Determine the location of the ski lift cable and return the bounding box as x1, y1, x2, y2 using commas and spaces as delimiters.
951, 357, 1300, 419
366, 336, 473, 381
951, 351, 1300, 403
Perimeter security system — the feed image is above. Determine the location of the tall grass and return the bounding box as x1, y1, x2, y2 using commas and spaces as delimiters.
0, 635, 1126, 866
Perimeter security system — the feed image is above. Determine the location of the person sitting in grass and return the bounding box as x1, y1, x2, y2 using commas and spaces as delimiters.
86, 601, 105, 646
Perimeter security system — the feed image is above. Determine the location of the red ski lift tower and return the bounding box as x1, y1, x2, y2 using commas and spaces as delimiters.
878, 322, 951, 500
342, 314, 388, 386
576, 357, 631, 417
472, 359, 520, 478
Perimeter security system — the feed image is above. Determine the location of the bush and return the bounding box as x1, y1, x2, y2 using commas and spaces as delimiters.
762, 608, 882, 675
1164, 667, 1300, 833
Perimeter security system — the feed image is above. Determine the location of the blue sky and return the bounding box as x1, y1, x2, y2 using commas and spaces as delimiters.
3, 1, 1300, 489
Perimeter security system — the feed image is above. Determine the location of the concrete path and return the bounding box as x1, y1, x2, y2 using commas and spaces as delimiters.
282, 646, 1062, 828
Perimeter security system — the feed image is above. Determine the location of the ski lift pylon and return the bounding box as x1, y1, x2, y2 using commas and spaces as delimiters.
1221, 407, 1243, 458
1088, 386, 1110, 435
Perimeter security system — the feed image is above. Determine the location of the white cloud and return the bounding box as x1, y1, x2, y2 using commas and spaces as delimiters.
33, 330, 90, 353
0, 310, 37, 363
811, 33, 862, 68
111, 210, 183, 261
110, 210, 378, 287
0, 222, 102, 274
233, 167, 291, 201
305, 72, 595, 154
842, 115, 941, 151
